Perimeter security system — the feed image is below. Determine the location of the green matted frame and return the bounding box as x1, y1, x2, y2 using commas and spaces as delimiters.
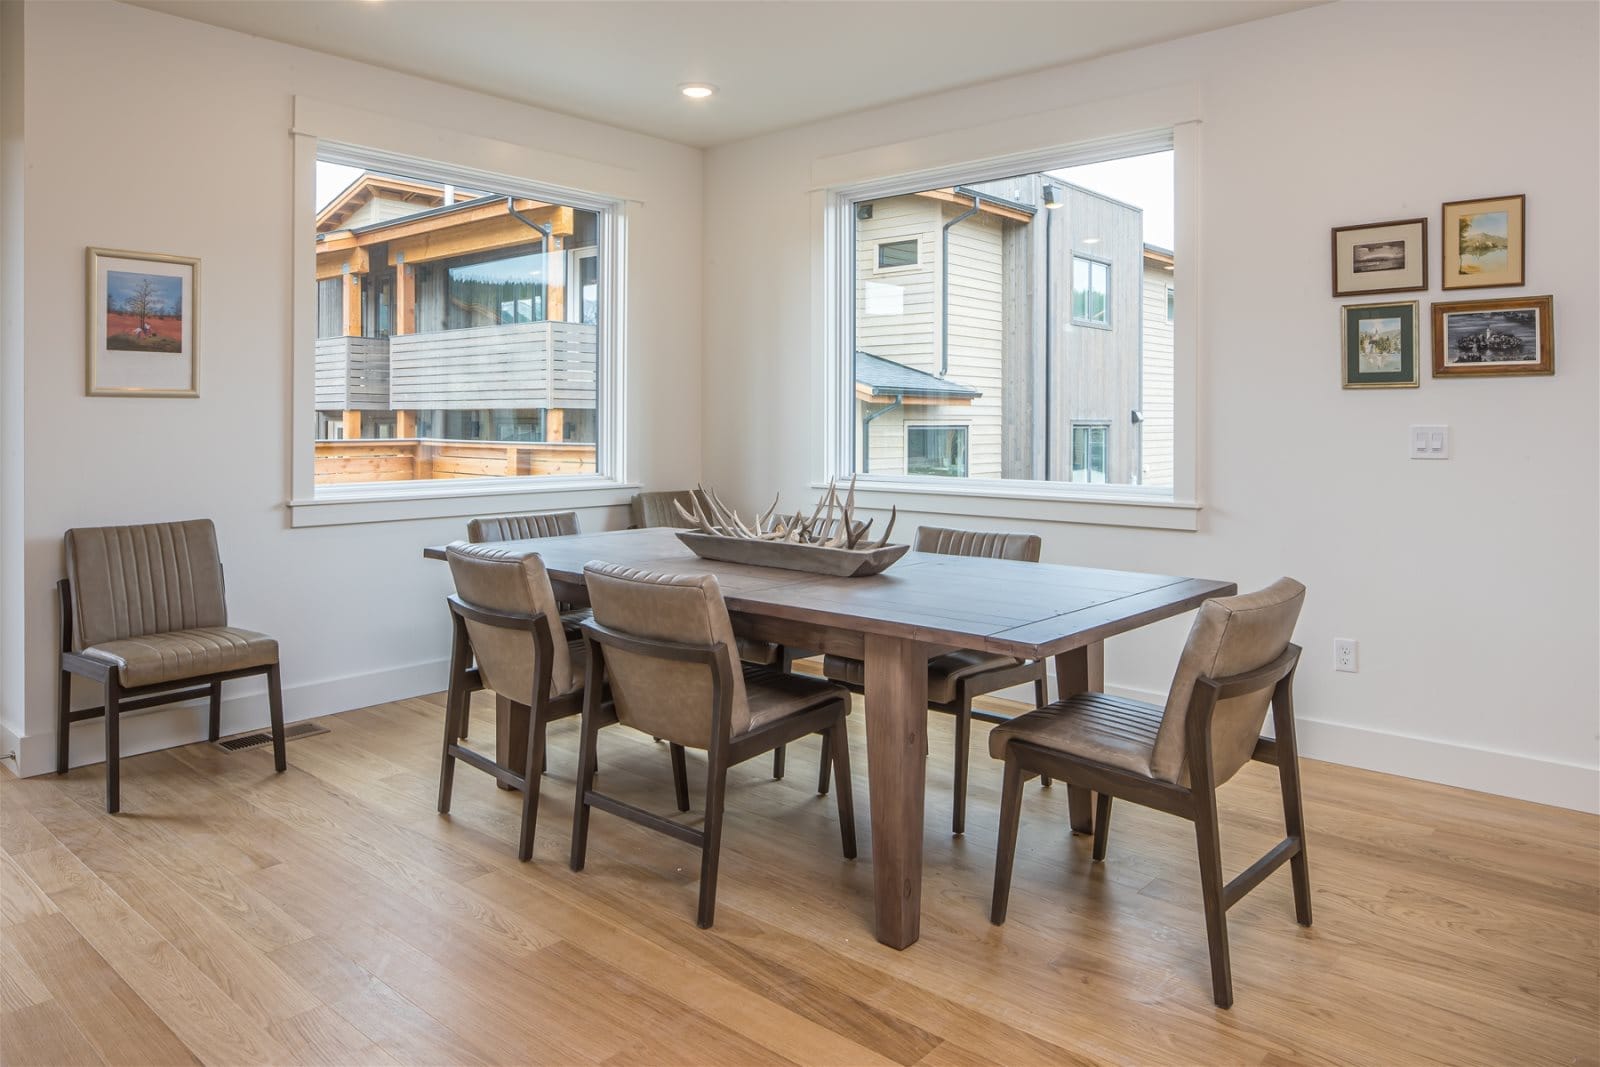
1341, 301, 1420, 389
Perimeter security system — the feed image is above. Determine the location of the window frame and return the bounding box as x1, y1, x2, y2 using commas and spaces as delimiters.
905, 422, 970, 479
1069, 422, 1110, 484
1070, 253, 1113, 330
288, 111, 635, 528
817, 117, 1201, 531
873, 237, 921, 273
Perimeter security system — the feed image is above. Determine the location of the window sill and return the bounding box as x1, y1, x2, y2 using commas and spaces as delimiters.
810, 478, 1200, 531
288, 475, 640, 528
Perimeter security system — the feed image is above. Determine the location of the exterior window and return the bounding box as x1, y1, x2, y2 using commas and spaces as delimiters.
311, 152, 611, 487
842, 144, 1177, 490
1166, 284, 1175, 323
877, 239, 918, 269
907, 425, 968, 477
1072, 255, 1111, 326
1070, 424, 1109, 483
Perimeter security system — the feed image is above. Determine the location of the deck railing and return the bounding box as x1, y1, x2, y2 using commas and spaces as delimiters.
389, 321, 597, 410
313, 438, 597, 484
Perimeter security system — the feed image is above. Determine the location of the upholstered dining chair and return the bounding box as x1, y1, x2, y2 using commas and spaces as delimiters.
438, 543, 593, 860
988, 578, 1310, 1008
821, 525, 1051, 834
570, 562, 858, 928
466, 510, 590, 639
630, 490, 799, 780
58, 519, 285, 813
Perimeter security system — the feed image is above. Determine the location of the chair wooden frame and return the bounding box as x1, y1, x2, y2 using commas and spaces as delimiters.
56, 578, 285, 814
570, 619, 857, 929
436, 594, 587, 861
990, 644, 1312, 1008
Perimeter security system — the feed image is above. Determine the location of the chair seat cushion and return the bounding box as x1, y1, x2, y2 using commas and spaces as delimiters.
987, 692, 1164, 778
740, 666, 850, 734
81, 627, 278, 688
822, 650, 1022, 704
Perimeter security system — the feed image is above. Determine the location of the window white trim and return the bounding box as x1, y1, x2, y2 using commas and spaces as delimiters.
287, 97, 632, 527
1070, 252, 1113, 329
813, 93, 1201, 530
873, 237, 921, 274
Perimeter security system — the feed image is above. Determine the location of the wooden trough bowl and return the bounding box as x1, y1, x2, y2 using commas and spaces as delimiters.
676, 531, 910, 578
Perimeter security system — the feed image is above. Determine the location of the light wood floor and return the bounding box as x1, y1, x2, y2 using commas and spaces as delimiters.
2, 688, 1596, 1066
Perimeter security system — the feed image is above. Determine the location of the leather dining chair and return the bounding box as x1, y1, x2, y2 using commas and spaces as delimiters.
822, 525, 1051, 833
58, 519, 285, 813
466, 510, 590, 638
988, 578, 1310, 1008
570, 562, 857, 929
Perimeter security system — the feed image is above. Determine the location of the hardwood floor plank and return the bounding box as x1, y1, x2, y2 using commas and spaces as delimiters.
0, 1000, 110, 1067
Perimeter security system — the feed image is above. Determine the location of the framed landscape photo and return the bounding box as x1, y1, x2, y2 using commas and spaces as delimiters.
1341, 301, 1420, 389
86, 247, 199, 397
1331, 217, 1428, 297
1441, 194, 1524, 290
1432, 295, 1553, 377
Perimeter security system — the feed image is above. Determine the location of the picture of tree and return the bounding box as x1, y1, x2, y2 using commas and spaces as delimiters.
104, 270, 184, 352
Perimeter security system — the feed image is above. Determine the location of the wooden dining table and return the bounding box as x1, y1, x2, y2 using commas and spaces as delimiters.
424, 526, 1234, 949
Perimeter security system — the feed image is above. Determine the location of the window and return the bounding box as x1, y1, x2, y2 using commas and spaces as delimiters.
1072, 255, 1111, 327
876, 239, 918, 269
1070, 423, 1108, 484
907, 425, 968, 477
837, 141, 1178, 493
309, 149, 616, 490
1166, 284, 1175, 323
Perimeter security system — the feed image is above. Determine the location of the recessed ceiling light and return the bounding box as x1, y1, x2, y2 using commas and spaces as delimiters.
679, 83, 717, 100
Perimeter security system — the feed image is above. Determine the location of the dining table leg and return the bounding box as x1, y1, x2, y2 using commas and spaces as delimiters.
862, 632, 930, 950
495, 694, 528, 791
1054, 642, 1105, 835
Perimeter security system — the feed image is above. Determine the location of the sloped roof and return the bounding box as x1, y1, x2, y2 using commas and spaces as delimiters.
855, 351, 982, 400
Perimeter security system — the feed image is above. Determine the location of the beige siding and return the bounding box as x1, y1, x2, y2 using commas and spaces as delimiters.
854, 195, 938, 371
941, 205, 1005, 479
1140, 264, 1175, 487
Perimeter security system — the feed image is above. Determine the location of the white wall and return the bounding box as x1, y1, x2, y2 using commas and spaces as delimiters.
702, 1, 1600, 811
1, 1, 703, 774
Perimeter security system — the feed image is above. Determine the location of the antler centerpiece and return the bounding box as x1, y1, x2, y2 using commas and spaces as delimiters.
672, 478, 909, 578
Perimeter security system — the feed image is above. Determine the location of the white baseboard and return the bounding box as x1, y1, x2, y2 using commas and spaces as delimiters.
984, 679, 1599, 815
4, 656, 449, 780
10, 661, 1596, 815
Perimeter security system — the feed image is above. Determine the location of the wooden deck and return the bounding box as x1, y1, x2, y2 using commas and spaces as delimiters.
2, 687, 1596, 1065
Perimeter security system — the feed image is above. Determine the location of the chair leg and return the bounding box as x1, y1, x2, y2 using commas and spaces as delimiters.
207, 680, 223, 742
953, 700, 971, 835
816, 729, 832, 796
265, 663, 287, 774
56, 668, 72, 775
569, 697, 603, 872
826, 715, 857, 859
104, 677, 122, 815
1274, 712, 1314, 927
1193, 791, 1234, 1008
1033, 674, 1051, 787
773, 745, 786, 780
670, 743, 691, 812
1092, 793, 1113, 861
517, 716, 547, 862
990, 753, 1025, 924
438, 681, 463, 816
697, 758, 729, 929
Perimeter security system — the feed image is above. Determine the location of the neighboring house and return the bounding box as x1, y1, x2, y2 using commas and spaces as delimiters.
852, 177, 1174, 487
312, 173, 601, 469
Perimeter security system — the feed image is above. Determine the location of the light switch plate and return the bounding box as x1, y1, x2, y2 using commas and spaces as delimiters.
1410, 424, 1449, 460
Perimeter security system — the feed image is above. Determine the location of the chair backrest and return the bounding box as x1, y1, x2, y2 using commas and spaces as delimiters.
467, 511, 580, 543
914, 525, 1042, 563
583, 562, 749, 748
1151, 578, 1306, 786
630, 490, 707, 530
446, 544, 580, 702
64, 520, 227, 650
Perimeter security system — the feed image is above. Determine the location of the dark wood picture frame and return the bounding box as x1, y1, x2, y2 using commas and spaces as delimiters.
1431, 295, 1553, 377
1331, 218, 1428, 297
1441, 194, 1525, 290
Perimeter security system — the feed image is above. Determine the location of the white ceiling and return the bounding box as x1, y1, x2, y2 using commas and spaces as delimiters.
130, 0, 1318, 147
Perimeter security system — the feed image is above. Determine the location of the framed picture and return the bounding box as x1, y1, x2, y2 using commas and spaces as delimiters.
1341, 301, 1420, 389
1441, 194, 1524, 290
1431, 295, 1553, 377
86, 247, 199, 397
1331, 217, 1427, 296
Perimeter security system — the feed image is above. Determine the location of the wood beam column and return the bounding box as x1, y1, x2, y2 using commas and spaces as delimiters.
341, 410, 362, 440
342, 272, 362, 337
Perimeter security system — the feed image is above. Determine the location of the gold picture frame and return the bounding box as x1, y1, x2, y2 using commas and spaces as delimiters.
1441, 194, 1525, 290
86, 247, 200, 397
1431, 295, 1553, 378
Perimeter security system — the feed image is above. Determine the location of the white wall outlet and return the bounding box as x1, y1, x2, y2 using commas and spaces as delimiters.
1334, 638, 1359, 673
1410, 424, 1450, 459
